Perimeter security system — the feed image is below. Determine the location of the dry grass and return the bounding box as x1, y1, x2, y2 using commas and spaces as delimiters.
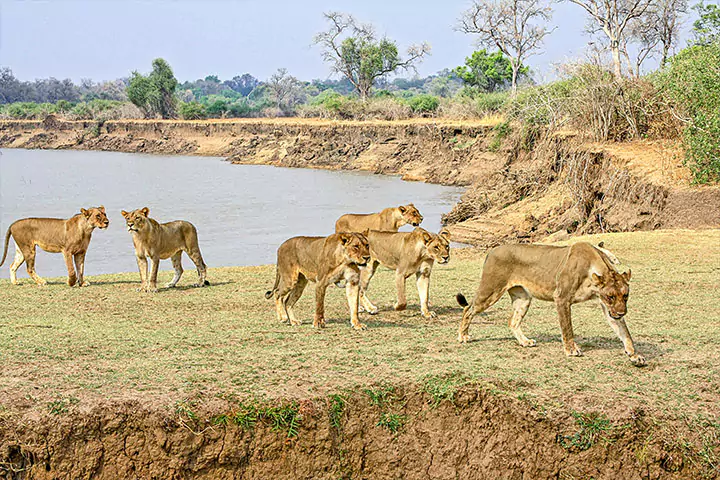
0, 230, 718, 420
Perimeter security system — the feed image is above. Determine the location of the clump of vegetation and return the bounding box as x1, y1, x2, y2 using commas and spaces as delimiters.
422, 372, 470, 408
47, 397, 79, 415
407, 94, 440, 114
559, 412, 614, 451
377, 412, 406, 433
656, 42, 720, 183
328, 394, 347, 430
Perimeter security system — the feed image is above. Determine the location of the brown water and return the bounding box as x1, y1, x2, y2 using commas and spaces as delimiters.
0, 149, 463, 278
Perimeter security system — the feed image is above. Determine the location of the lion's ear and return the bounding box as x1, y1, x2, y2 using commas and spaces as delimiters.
591, 273, 604, 286
598, 241, 605, 248
362, 229, 370, 237
99, 205, 106, 213
422, 231, 433, 245
439, 228, 451, 240
339, 233, 352, 245
140, 207, 150, 217
121, 210, 129, 218
398, 206, 406, 213
622, 269, 632, 282
80, 208, 90, 218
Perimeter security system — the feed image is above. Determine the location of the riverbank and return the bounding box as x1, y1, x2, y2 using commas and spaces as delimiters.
1, 117, 719, 246
1, 230, 719, 478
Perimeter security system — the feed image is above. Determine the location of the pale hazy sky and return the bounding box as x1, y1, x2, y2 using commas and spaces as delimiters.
0, 0, 697, 83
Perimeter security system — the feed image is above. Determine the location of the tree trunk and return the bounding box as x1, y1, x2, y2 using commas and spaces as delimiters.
611, 40, 623, 81
661, 42, 670, 67
511, 63, 519, 95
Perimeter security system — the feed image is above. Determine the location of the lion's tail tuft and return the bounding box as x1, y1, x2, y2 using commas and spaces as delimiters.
264, 290, 274, 300
456, 293, 469, 307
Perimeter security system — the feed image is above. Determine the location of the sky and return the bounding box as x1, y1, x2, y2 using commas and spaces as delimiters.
0, 0, 698, 84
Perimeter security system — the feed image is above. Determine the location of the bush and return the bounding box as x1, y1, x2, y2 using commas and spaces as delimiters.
69, 103, 93, 120
476, 91, 509, 114
179, 101, 207, 120
656, 43, 720, 183
407, 94, 440, 114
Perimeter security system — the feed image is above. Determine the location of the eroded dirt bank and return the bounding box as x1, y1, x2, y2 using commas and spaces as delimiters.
1, 118, 718, 246
0, 386, 706, 479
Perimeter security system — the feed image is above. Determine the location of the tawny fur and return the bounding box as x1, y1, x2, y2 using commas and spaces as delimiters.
335, 204, 423, 233
266, 232, 371, 330
360, 227, 451, 318
456, 242, 645, 366
121, 207, 208, 293
1, 207, 109, 287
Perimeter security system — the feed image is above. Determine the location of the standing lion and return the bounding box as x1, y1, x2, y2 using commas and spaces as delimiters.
1, 207, 109, 286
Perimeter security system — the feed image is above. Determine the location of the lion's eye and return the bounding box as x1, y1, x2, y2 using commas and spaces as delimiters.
608, 295, 615, 302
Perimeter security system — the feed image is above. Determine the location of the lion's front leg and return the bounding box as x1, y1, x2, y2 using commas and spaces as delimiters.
147, 256, 160, 293
63, 251, 77, 287
601, 304, 645, 366
554, 298, 582, 357
416, 264, 435, 319
313, 282, 328, 328
345, 268, 365, 330
393, 271, 408, 311
136, 255, 148, 292
74, 252, 89, 287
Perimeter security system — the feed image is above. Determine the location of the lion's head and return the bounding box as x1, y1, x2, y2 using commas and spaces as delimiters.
592, 269, 631, 319
338, 231, 371, 267
121, 207, 151, 234
81, 206, 109, 229
417, 228, 451, 264
398, 204, 423, 227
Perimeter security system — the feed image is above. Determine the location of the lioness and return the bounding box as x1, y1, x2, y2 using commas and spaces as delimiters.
360, 227, 451, 319
335, 204, 423, 233
0, 207, 109, 286
265, 232, 371, 330
121, 207, 209, 292
456, 242, 645, 366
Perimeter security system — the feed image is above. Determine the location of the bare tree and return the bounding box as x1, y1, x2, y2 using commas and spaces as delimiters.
567, 0, 653, 80
654, 0, 688, 66
267, 68, 305, 112
458, 0, 553, 94
314, 12, 430, 99
622, 15, 661, 77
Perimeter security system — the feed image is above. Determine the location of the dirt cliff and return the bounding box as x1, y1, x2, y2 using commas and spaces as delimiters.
1, 117, 718, 246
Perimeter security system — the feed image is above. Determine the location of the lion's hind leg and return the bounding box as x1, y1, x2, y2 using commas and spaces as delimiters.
186, 245, 208, 287
166, 251, 184, 288
507, 286, 535, 347
24, 245, 46, 286
285, 275, 308, 326
9, 245, 24, 285
457, 282, 506, 344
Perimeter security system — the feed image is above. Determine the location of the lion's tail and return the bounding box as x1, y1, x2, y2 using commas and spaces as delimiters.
265, 266, 280, 300
456, 293, 469, 307
0, 226, 11, 267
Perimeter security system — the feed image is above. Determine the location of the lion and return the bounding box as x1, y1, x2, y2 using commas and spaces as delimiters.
0, 206, 109, 286
360, 227, 451, 319
121, 207, 209, 293
335, 204, 423, 233
265, 232, 371, 330
456, 242, 645, 366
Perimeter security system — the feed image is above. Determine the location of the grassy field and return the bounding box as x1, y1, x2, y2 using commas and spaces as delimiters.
0, 229, 718, 421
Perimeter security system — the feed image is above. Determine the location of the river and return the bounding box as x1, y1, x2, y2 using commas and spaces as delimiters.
0, 149, 463, 278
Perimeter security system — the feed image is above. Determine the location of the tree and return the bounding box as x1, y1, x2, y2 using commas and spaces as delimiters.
314, 12, 430, 99
655, 0, 689, 66
454, 50, 526, 92
223, 74, 260, 96
566, 0, 653, 79
693, 1, 720, 46
267, 68, 305, 112
458, 0, 552, 94
126, 58, 178, 118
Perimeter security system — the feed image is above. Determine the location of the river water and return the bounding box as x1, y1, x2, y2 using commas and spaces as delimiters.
0, 149, 463, 278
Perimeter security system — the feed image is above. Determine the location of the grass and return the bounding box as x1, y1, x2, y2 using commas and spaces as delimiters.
0, 230, 719, 423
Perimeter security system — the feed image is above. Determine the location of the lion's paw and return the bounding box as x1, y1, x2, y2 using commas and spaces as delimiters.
393, 302, 407, 311
520, 338, 537, 347
79, 281, 91, 287
564, 343, 583, 357
629, 353, 646, 367
458, 334, 470, 344
353, 323, 367, 331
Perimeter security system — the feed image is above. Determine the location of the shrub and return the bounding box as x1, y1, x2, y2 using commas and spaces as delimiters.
179, 101, 207, 120
476, 91, 509, 114
656, 43, 720, 183
69, 103, 93, 120
407, 94, 440, 114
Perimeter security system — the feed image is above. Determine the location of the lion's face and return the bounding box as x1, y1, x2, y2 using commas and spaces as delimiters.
121, 207, 151, 234
399, 204, 423, 227
339, 232, 371, 267
592, 270, 631, 319
81, 206, 109, 229
420, 228, 451, 264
